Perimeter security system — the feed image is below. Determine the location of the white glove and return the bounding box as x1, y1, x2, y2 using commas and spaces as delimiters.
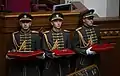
86, 47, 96, 55
6, 55, 15, 60
36, 53, 45, 59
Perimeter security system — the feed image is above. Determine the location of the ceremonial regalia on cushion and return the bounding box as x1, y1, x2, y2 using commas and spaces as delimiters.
6, 13, 44, 76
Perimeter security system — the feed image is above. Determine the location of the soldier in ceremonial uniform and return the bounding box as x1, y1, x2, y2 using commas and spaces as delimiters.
72, 9, 101, 75
6, 13, 44, 76
42, 13, 71, 76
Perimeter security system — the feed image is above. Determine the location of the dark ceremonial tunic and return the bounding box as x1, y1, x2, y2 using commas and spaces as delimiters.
42, 29, 71, 76
72, 25, 101, 71
8, 29, 44, 76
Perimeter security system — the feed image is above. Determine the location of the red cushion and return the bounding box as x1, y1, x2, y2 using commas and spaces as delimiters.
52, 49, 75, 56
91, 43, 114, 52
7, 50, 44, 58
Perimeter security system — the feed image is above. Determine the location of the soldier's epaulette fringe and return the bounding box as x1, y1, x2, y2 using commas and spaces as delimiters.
76, 27, 82, 31
31, 31, 39, 33
43, 31, 49, 34
64, 30, 70, 32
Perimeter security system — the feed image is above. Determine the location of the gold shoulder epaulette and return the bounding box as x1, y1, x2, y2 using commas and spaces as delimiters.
43, 31, 49, 34
31, 31, 39, 33
76, 27, 82, 31
64, 30, 70, 32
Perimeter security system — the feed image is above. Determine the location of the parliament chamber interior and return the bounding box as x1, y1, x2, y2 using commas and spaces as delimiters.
0, 0, 120, 76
